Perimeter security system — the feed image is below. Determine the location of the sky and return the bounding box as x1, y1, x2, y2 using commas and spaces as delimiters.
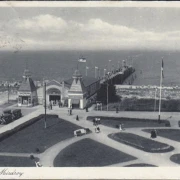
1, 5, 180, 51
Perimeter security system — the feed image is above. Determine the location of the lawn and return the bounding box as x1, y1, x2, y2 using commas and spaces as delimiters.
54, 138, 136, 167
0, 156, 39, 167
170, 154, 180, 164
87, 116, 170, 129
0, 116, 82, 153
124, 163, 157, 167
143, 129, 180, 142
108, 133, 174, 153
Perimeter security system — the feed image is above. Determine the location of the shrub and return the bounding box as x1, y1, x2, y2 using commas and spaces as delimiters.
30, 155, 35, 160
165, 122, 171, 127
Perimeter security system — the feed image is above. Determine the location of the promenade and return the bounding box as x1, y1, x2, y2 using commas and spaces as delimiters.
0, 105, 180, 167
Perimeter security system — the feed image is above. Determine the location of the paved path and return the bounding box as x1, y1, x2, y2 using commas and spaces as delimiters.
40, 134, 93, 167
44, 107, 180, 167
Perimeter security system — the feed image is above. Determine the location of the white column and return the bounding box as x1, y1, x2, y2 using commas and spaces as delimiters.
68, 99, 72, 108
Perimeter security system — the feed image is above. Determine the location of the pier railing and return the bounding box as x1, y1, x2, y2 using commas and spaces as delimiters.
100, 66, 135, 85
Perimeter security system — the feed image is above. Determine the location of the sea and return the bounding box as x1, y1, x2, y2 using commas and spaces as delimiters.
0, 50, 180, 86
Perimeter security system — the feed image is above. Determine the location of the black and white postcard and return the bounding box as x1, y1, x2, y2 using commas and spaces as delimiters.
0, 1, 179, 179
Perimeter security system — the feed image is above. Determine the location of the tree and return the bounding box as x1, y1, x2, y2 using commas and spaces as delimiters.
97, 83, 119, 104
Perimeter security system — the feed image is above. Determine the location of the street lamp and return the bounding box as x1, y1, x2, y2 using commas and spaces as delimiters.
98, 68, 101, 78
86, 66, 89, 76
7, 83, 9, 104
44, 82, 47, 129
104, 69, 107, 77
108, 60, 111, 73
107, 81, 109, 111
95, 66, 98, 78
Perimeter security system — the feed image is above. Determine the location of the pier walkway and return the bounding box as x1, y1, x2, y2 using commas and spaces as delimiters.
100, 66, 135, 85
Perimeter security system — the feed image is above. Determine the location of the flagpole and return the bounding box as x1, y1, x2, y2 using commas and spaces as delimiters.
158, 59, 163, 123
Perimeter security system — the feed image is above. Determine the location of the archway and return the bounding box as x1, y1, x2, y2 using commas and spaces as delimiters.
47, 88, 61, 105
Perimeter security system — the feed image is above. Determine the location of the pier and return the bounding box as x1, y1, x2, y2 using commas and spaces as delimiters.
100, 66, 135, 85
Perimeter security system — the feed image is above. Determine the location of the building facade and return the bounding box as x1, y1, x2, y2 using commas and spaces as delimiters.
18, 69, 38, 107
37, 69, 100, 109
37, 80, 69, 106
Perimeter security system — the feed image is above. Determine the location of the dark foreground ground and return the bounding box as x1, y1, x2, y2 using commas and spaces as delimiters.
0, 156, 39, 167
0, 116, 82, 153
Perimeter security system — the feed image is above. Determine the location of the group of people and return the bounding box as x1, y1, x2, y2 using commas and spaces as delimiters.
48, 100, 63, 110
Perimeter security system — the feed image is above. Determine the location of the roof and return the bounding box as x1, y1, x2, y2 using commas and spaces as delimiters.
69, 78, 86, 94
46, 80, 61, 87
64, 76, 99, 88
19, 78, 36, 92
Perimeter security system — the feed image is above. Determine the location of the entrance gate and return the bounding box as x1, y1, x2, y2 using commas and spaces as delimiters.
47, 88, 61, 105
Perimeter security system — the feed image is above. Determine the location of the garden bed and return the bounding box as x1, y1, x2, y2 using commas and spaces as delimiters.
143, 129, 180, 142
170, 154, 180, 164
0, 115, 82, 153
87, 116, 170, 129
108, 133, 174, 153
124, 163, 157, 167
54, 138, 136, 167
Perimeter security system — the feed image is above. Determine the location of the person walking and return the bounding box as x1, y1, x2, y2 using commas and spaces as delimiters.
50, 102, 52, 110
116, 107, 119, 113
76, 115, 79, 121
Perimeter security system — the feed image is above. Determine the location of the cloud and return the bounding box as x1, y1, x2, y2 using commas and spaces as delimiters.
1, 14, 180, 50
16, 14, 68, 33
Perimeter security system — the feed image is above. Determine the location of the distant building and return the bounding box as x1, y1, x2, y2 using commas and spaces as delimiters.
18, 69, 38, 106
37, 69, 100, 109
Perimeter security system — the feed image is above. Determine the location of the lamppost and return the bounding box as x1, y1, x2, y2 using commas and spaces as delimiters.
107, 81, 109, 111
104, 69, 107, 77
7, 83, 9, 104
95, 66, 98, 78
86, 66, 89, 76
98, 68, 101, 78
154, 88, 157, 112
44, 82, 47, 129
108, 60, 111, 73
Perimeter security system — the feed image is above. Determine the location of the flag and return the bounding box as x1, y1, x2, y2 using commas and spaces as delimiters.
161, 59, 164, 78
78, 57, 86, 63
